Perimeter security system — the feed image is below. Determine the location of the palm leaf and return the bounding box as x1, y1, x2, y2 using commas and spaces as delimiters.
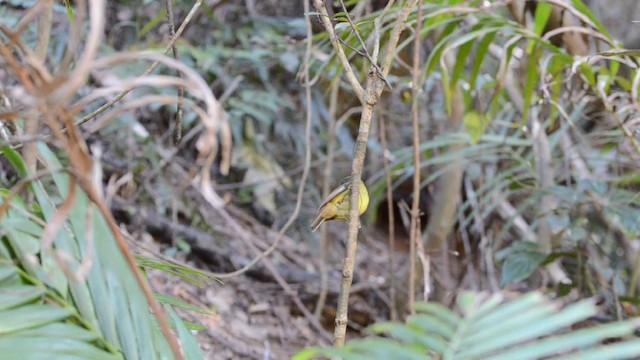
295, 292, 640, 360
0, 145, 204, 359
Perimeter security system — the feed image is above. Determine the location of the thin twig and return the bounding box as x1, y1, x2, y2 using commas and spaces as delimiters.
23, 0, 53, 197
337, 0, 388, 88
311, 0, 364, 100
379, 114, 397, 320
408, 0, 423, 313
165, 0, 185, 144
315, 79, 340, 318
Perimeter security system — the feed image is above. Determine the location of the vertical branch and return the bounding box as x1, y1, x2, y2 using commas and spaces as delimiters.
405, 200, 416, 312
315, 80, 340, 318
23, 0, 53, 190
423, 51, 464, 301
165, 0, 184, 144
425, 52, 464, 254
408, 0, 423, 313
379, 115, 398, 321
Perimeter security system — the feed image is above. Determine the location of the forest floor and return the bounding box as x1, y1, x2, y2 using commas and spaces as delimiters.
126, 211, 402, 359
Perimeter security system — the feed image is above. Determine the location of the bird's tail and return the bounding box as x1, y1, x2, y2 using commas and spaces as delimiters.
310, 215, 325, 232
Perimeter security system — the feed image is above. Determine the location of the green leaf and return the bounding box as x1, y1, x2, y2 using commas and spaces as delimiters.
534, 3, 553, 35
579, 62, 596, 86
138, 9, 167, 39
370, 322, 429, 349
556, 339, 640, 360
356, 338, 427, 360
425, 21, 460, 76
0, 267, 17, 283
464, 111, 489, 144
470, 32, 496, 91
408, 313, 456, 340
155, 294, 215, 316
1, 146, 28, 177
570, 0, 612, 40
0, 285, 45, 310
491, 318, 640, 360
167, 306, 205, 360
500, 247, 547, 287
521, 43, 541, 125
0, 336, 117, 360
298, 292, 640, 359
0, 304, 72, 334
17, 323, 100, 342
413, 302, 459, 327
461, 299, 597, 358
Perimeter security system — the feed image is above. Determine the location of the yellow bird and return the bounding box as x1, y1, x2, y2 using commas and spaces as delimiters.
310, 177, 369, 232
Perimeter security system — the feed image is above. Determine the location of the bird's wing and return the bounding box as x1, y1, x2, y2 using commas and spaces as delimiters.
318, 181, 350, 209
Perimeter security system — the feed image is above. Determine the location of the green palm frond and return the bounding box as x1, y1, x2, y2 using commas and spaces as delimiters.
296, 292, 640, 360
0, 145, 203, 359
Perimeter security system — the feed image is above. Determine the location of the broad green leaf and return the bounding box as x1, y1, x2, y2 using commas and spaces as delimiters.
4, 228, 40, 257
0, 285, 45, 310
555, 339, 640, 360
37, 143, 173, 358
17, 323, 100, 342
500, 249, 547, 287
460, 299, 597, 358
356, 338, 427, 360
372, 322, 445, 353
413, 302, 459, 327
468, 292, 544, 331
2, 217, 43, 238
408, 313, 456, 340
0, 336, 117, 360
0, 304, 72, 334
463, 303, 558, 350
491, 318, 640, 360
0, 267, 16, 283
297, 293, 640, 359
464, 111, 489, 144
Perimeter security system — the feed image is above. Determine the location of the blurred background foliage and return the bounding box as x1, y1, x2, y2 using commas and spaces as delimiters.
3, 0, 640, 358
